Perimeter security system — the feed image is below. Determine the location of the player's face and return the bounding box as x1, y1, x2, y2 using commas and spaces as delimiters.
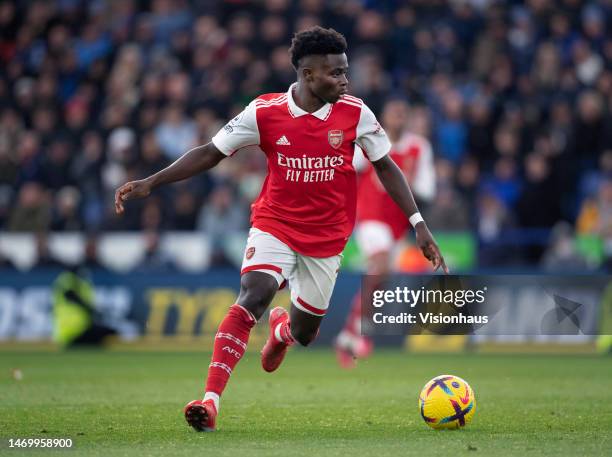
309, 53, 349, 104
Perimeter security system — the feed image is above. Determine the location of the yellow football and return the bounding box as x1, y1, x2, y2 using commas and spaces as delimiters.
419, 375, 476, 429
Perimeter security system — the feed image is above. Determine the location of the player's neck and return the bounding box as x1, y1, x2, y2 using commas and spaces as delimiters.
293, 82, 327, 113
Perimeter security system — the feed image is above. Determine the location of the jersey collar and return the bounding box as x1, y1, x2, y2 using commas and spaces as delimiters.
287, 83, 332, 121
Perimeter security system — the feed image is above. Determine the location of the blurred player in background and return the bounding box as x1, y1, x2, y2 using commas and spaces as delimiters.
335, 99, 436, 368
115, 26, 446, 432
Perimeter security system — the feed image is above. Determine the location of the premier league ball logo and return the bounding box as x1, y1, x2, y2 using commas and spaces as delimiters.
328, 130, 343, 149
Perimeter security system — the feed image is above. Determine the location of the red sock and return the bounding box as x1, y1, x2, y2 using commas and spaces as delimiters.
205, 304, 256, 396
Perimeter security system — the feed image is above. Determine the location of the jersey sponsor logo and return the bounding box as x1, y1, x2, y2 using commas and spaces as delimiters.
276, 135, 291, 145
276, 152, 344, 169
246, 247, 255, 259
328, 130, 344, 149
276, 152, 344, 183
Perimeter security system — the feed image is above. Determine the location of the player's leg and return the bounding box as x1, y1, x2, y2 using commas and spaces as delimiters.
336, 252, 389, 367
236, 271, 280, 319
260, 302, 327, 370
288, 305, 323, 346
185, 228, 294, 431
261, 253, 341, 371
203, 271, 278, 398
260, 300, 324, 372
350, 251, 391, 328
336, 221, 394, 368
185, 272, 278, 431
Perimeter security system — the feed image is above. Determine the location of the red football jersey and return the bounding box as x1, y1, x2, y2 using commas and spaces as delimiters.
212, 84, 391, 257
355, 132, 435, 239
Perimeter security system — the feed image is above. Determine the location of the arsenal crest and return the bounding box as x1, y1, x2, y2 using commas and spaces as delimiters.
328, 130, 344, 149
246, 247, 256, 260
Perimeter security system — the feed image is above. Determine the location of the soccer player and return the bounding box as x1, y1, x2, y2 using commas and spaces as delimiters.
335, 99, 436, 368
114, 26, 447, 432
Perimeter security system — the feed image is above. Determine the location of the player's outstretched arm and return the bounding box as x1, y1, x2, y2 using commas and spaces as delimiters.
371, 155, 449, 273
114, 142, 226, 215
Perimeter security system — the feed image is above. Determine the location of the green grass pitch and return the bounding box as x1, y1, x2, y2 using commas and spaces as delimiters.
1, 350, 610, 456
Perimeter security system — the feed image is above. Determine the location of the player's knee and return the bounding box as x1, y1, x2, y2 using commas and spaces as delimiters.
290, 326, 318, 347
237, 272, 278, 319
239, 290, 275, 320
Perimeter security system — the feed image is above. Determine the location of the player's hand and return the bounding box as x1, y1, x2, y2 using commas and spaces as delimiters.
415, 223, 449, 274
114, 179, 153, 215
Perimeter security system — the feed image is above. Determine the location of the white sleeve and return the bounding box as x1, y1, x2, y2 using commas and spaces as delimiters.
354, 103, 391, 162
352, 144, 369, 172
411, 137, 436, 203
211, 101, 260, 156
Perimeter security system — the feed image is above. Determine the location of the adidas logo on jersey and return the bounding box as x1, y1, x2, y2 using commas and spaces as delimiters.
276, 135, 291, 145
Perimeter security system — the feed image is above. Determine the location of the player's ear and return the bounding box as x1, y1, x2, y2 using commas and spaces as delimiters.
302, 67, 314, 82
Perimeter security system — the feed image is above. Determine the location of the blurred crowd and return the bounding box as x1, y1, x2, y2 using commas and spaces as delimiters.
0, 0, 611, 269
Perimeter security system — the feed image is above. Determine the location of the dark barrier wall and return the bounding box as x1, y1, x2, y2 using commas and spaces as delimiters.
0, 268, 363, 347
0, 269, 605, 347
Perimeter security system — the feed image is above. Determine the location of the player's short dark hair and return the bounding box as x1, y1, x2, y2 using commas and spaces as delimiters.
289, 26, 347, 69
